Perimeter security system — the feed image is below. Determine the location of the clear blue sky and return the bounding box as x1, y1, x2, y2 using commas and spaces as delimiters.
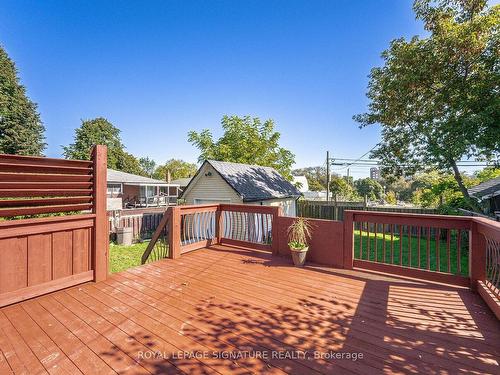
0, 0, 426, 177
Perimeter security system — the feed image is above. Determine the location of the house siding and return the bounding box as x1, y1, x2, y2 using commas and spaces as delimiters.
247, 198, 297, 217
183, 163, 243, 204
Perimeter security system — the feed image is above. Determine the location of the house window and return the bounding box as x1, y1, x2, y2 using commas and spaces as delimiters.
140, 186, 157, 197
107, 183, 122, 196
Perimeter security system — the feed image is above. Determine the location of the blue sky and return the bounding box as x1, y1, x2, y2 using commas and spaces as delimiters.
0, 0, 426, 177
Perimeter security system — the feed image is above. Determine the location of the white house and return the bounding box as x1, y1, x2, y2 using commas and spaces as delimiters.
292, 175, 309, 193
181, 160, 302, 216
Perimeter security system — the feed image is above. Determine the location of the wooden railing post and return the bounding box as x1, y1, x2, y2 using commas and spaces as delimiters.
92, 145, 108, 282
169, 206, 181, 259
271, 206, 282, 255
215, 204, 223, 245
343, 210, 354, 269
470, 220, 486, 291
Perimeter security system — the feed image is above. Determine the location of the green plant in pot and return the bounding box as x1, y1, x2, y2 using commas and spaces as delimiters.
287, 217, 313, 267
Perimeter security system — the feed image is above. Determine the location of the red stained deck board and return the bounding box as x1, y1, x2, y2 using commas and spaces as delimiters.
0, 244, 498, 375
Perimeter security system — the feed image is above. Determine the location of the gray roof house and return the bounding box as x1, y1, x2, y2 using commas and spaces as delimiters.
181, 160, 301, 216
107, 169, 180, 210
468, 176, 500, 216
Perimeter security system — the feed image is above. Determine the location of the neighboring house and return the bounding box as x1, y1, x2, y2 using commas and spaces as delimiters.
468, 176, 500, 216
181, 160, 301, 216
292, 175, 309, 193
170, 177, 192, 191
303, 190, 328, 201
107, 169, 180, 210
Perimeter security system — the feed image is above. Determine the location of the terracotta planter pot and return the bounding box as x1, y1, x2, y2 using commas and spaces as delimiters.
290, 247, 309, 267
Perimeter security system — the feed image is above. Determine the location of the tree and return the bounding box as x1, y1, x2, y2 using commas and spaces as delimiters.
411, 170, 479, 209
115, 150, 143, 175
475, 167, 500, 182
330, 175, 358, 200
354, 178, 384, 201
188, 115, 295, 179
354, 0, 499, 210
139, 157, 156, 177
383, 177, 414, 202
63, 117, 142, 174
386, 191, 398, 205
0, 45, 45, 155
153, 159, 198, 181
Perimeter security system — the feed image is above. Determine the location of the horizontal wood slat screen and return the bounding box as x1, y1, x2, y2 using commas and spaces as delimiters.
0, 153, 94, 217
0, 145, 108, 307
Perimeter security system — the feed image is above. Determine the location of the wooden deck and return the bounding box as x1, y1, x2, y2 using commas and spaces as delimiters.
0, 244, 498, 374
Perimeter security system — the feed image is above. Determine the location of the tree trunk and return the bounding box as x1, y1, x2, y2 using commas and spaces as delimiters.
449, 160, 481, 212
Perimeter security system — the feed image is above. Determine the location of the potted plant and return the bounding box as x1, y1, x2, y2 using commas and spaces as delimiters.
287, 217, 313, 267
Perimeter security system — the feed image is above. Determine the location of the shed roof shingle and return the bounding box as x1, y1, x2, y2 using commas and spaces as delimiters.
107, 169, 177, 186
468, 176, 500, 199
206, 160, 301, 201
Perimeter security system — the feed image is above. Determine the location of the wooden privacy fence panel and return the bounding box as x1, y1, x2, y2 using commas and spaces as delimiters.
0, 146, 108, 307
297, 200, 438, 221
347, 210, 472, 286
0, 215, 94, 306
109, 212, 164, 241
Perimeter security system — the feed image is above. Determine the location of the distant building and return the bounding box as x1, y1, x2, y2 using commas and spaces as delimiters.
370, 167, 380, 180
292, 175, 309, 193
302, 191, 328, 201
107, 169, 180, 210
181, 160, 301, 216
468, 176, 500, 216
170, 177, 192, 190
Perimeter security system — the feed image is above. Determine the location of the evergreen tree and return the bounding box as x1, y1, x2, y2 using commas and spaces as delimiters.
0, 45, 46, 155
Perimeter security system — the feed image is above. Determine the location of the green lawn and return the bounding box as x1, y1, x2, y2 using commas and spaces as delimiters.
109, 241, 149, 273
354, 229, 469, 276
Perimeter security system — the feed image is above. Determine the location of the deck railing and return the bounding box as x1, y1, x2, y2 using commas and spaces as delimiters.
142, 204, 281, 263
142, 204, 500, 317
218, 204, 279, 251
346, 210, 472, 286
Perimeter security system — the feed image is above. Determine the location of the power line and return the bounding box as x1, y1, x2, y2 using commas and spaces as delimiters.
329, 144, 380, 171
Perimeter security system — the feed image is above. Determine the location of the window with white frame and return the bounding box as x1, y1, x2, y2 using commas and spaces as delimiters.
107, 183, 122, 196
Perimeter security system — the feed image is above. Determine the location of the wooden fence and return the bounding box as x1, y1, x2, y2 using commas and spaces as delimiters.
108, 211, 165, 242
0, 146, 108, 307
297, 200, 438, 221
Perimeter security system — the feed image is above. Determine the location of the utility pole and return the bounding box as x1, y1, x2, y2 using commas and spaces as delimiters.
326, 151, 330, 202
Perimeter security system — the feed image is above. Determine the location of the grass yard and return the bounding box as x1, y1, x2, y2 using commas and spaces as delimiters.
108, 231, 470, 277
109, 241, 149, 273
354, 230, 469, 276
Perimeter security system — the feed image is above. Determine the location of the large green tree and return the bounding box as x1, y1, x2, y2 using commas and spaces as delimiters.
188, 115, 295, 179
0, 45, 45, 155
330, 175, 358, 200
139, 157, 157, 177
63, 117, 142, 174
354, 178, 384, 201
153, 159, 197, 181
354, 0, 499, 210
